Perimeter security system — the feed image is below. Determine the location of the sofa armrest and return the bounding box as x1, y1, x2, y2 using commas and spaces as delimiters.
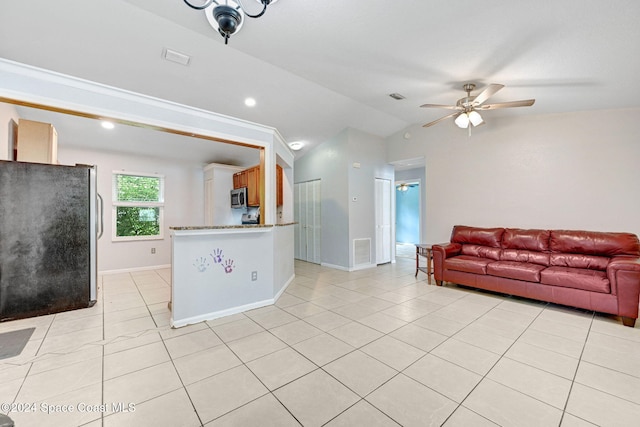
433, 243, 462, 282
607, 257, 640, 319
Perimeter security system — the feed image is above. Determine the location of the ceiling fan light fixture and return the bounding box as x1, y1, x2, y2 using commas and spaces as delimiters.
468, 110, 484, 127
454, 113, 470, 128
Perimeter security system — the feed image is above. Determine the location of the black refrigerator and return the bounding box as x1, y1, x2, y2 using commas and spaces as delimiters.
0, 160, 102, 321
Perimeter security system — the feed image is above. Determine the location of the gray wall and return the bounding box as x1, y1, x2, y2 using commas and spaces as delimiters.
295, 127, 393, 269
294, 129, 350, 268
346, 128, 394, 267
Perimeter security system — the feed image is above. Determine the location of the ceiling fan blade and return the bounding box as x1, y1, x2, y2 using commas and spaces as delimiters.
473, 84, 504, 106
419, 103, 462, 110
422, 112, 458, 128
476, 99, 536, 110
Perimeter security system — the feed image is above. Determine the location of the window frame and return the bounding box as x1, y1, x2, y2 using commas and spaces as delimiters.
112, 170, 165, 242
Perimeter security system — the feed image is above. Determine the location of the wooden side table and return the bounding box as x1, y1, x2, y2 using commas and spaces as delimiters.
415, 244, 433, 284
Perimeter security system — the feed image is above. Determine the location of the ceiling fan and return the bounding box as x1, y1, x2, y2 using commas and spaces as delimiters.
420, 83, 535, 129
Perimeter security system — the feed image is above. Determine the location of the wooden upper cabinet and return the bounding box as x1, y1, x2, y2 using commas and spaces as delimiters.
276, 164, 283, 207
235, 164, 283, 208
246, 166, 260, 206
233, 170, 249, 189
17, 119, 58, 164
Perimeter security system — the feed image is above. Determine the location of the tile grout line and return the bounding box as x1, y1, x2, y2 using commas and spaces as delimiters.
437, 299, 550, 426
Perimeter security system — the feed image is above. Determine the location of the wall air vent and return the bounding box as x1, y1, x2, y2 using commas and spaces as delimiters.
162, 48, 191, 66
353, 238, 371, 267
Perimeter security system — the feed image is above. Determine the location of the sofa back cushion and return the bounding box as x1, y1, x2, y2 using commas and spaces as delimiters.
501, 249, 550, 266
550, 230, 640, 257
550, 253, 610, 271
451, 226, 504, 248
461, 244, 502, 260
502, 228, 550, 252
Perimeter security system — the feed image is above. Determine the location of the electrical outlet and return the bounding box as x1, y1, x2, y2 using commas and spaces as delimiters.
251, 271, 258, 281
151, 248, 156, 254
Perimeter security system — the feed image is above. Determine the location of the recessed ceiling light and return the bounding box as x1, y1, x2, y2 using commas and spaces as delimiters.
244, 98, 256, 107
389, 93, 406, 100
289, 141, 304, 151
101, 121, 114, 129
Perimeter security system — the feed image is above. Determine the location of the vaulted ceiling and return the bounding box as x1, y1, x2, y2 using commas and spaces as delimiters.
1, 1, 639, 161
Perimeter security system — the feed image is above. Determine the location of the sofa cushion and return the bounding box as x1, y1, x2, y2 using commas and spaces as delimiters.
503, 228, 550, 252
501, 249, 550, 266
461, 244, 501, 260
550, 230, 640, 257
540, 266, 610, 293
487, 261, 545, 282
451, 226, 504, 248
444, 255, 492, 275
550, 253, 609, 271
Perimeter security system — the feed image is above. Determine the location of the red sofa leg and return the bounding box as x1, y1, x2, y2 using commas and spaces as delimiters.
436, 280, 443, 286
621, 317, 636, 327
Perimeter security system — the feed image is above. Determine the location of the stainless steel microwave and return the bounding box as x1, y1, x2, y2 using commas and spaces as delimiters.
230, 187, 247, 209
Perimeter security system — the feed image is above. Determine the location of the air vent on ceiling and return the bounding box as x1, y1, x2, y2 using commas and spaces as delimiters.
389, 93, 406, 100
162, 48, 191, 66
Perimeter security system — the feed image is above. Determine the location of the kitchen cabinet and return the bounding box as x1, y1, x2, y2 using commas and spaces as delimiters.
276, 164, 283, 207
232, 164, 284, 207
16, 119, 58, 164
246, 165, 260, 206
233, 170, 248, 189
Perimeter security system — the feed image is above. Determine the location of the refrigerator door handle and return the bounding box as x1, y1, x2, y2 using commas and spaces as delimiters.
97, 193, 104, 239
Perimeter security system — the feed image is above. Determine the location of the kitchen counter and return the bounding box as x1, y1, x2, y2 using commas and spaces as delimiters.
169, 224, 294, 328
170, 223, 296, 230
170, 224, 273, 230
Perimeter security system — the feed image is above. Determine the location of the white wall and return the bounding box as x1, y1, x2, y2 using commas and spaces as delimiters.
58, 147, 204, 272
386, 108, 640, 243
0, 102, 19, 160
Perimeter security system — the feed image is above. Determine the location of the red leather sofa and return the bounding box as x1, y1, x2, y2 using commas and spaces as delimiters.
433, 226, 640, 327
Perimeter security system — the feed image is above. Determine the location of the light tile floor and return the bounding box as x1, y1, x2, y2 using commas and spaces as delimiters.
1, 259, 640, 426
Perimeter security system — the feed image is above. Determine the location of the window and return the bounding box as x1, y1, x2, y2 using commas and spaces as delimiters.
112, 172, 165, 241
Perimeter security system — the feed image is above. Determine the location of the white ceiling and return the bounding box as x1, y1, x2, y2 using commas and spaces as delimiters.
1, 0, 639, 161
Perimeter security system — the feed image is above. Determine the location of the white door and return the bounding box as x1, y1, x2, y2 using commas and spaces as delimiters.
293, 183, 301, 259
375, 178, 392, 264
308, 180, 321, 264
294, 180, 321, 263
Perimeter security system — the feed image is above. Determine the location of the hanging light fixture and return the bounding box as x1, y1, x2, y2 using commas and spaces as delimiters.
398, 183, 409, 192
454, 110, 484, 129
183, 0, 279, 45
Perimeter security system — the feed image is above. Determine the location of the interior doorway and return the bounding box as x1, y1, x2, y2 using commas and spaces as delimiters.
395, 180, 421, 258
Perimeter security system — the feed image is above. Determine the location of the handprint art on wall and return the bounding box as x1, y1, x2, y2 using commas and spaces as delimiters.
223, 259, 235, 274
193, 256, 210, 272
210, 248, 224, 264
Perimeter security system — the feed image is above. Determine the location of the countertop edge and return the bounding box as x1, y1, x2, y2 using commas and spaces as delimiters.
170, 222, 297, 230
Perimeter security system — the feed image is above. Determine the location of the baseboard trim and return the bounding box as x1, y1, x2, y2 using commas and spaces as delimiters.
170, 298, 274, 329
274, 274, 295, 301
321, 262, 349, 271
99, 264, 171, 275
321, 262, 377, 272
